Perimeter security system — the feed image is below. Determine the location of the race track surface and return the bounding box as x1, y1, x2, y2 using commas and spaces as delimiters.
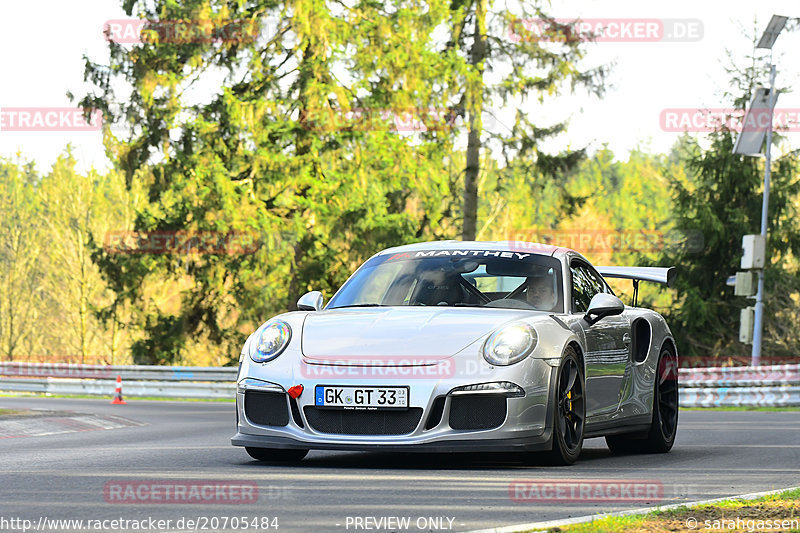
1, 397, 798, 532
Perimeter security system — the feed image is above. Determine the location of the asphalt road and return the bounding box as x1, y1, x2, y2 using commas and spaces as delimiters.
1, 397, 799, 533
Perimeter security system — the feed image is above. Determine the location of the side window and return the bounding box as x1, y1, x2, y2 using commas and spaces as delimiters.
583, 266, 611, 296
570, 264, 597, 313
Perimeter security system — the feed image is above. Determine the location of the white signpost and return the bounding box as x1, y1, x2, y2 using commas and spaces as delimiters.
732, 15, 787, 366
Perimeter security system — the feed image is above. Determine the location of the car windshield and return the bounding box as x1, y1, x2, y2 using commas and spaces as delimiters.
327, 249, 564, 312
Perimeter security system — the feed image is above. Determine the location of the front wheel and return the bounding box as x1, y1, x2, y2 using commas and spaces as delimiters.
540, 347, 585, 465
245, 447, 309, 463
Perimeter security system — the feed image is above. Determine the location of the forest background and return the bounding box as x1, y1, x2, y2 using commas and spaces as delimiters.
2, 1, 799, 367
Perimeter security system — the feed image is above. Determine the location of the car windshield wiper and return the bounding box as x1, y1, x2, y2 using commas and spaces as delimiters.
328, 303, 386, 309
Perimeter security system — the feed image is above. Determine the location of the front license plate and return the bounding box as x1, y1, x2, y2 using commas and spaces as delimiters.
315, 386, 409, 410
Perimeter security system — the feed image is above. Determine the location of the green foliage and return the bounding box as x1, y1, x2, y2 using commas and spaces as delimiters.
0, 156, 44, 360
0, 150, 141, 363
80, 0, 458, 364
658, 132, 800, 356
0, 2, 790, 367
446, 1, 608, 238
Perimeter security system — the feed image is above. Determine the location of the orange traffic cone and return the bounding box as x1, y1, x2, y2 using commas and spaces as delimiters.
111, 375, 127, 404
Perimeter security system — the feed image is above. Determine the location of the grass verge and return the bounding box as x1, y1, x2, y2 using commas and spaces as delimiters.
544, 487, 800, 532
0, 408, 29, 416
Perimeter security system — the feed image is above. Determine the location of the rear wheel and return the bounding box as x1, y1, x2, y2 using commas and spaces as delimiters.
540, 347, 585, 465
245, 447, 309, 463
606, 345, 679, 454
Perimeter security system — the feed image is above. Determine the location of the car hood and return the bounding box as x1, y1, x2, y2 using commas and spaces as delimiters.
301, 307, 537, 360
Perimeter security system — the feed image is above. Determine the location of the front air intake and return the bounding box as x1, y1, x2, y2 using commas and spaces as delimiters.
304, 407, 423, 435
448, 395, 507, 430
244, 391, 290, 427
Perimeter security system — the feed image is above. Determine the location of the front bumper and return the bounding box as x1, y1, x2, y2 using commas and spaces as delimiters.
231, 356, 558, 453
231, 432, 553, 453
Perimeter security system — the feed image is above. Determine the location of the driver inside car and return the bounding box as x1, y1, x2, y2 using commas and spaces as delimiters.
524, 273, 557, 311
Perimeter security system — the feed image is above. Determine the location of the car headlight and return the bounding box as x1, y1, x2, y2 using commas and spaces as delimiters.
250, 320, 292, 363
482, 323, 537, 366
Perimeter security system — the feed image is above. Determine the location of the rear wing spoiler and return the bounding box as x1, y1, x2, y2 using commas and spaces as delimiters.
595, 266, 676, 306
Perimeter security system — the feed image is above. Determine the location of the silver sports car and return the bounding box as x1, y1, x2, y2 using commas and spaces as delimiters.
232, 241, 679, 465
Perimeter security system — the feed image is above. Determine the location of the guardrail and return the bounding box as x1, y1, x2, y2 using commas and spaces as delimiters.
679, 364, 800, 407
0, 362, 236, 381
0, 377, 234, 399
0, 362, 237, 399
1, 361, 799, 406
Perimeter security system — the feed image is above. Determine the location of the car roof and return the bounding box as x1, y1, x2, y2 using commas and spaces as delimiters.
376, 240, 580, 259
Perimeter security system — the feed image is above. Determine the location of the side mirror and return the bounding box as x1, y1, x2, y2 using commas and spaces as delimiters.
297, 291, 323, 311
583, 293, 624, 326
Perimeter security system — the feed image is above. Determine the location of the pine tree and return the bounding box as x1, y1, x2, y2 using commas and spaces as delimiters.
80, 0, 454, 363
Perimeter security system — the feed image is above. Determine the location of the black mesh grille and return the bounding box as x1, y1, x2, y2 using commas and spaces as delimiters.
304, 407, 423, 435
424, 397, 446, 430
244, 391, 290, 427
448, 395, 507, 430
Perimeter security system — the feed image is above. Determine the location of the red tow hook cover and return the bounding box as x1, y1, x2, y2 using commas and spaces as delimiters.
287, 384, 304, 399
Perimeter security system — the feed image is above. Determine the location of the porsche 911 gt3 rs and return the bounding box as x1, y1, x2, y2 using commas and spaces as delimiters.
231, 241, 679, 465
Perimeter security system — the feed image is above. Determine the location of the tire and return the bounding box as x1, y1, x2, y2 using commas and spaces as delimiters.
245, 447, 309, 463
540, 346, 585, 465
606, 345, 679, 454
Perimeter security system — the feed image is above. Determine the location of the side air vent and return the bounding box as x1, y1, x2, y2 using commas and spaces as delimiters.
632, 318, 652, 363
